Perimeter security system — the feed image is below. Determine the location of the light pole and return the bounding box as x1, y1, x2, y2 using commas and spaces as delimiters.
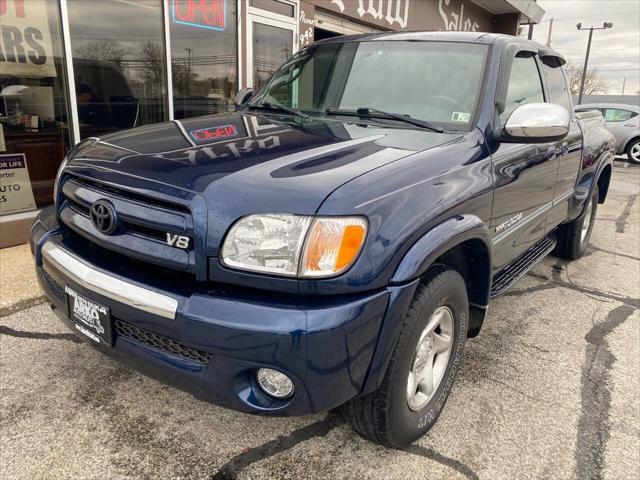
576, 22, 613, 105
184, 47, 192, 96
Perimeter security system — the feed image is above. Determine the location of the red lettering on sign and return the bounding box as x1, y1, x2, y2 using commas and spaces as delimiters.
173, 0, 225, 30
190, 124, 238, 142
0, 0, 26, 17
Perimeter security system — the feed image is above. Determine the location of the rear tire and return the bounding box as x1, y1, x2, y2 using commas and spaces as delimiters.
554, 186, 598, 260
341, 267, 468, 447
625, 138, 640, 164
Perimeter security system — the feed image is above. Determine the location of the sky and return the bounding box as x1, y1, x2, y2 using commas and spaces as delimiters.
525, 0, 640, 95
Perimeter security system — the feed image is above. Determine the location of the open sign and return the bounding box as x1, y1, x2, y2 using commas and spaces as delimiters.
190, 124, 238, 142
172, 0, 226, 31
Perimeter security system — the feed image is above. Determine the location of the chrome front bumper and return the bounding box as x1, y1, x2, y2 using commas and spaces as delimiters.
41, 241, 178, 320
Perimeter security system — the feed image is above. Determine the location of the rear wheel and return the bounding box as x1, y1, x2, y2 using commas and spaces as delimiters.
626, 138, 640, 164
554, 186, 598, 260
341, 267, 468, 447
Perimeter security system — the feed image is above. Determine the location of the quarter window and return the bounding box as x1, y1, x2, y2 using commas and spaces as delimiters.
542, 57, 572, 112
603, 109, 637, 122
501, 54, 544, 124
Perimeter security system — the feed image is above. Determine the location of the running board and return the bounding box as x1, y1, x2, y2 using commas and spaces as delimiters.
490, 236, 556, 297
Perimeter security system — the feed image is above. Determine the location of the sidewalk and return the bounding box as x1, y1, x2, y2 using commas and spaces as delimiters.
0, 243, 44, 317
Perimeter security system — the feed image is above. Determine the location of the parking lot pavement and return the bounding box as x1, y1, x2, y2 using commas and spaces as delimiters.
1, 162, 638, 480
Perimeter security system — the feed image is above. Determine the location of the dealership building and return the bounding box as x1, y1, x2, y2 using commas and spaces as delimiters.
0, 0, 544, 247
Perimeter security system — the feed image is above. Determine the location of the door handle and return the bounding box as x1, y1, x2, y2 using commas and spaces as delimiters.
561, 142, 569, 155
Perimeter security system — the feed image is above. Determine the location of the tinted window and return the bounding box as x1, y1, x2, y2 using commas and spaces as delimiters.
253, 23, 293, 89
250, 0, 295, 17
501, 55, 544, 124
170, 0, 238, 119
603, 108, 637, 122
68, 0, 168, 139
542, 58, 572, 112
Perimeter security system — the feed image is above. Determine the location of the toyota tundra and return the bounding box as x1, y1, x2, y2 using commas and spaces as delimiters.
31, 32, 614, 447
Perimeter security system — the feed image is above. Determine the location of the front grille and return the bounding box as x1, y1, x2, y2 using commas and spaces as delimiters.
115, 320, 213, 364
59, 175, 197, 274
42, 269, 65, 302
69, 176, 190, 213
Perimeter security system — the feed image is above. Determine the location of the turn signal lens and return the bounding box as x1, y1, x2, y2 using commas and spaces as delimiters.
301, 217, 367, 277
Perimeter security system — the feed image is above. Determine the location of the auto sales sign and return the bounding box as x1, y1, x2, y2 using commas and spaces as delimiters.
0, 0, 56, 77
0, 153, 36, 215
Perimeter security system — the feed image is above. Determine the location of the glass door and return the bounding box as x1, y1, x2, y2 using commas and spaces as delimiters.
247, 2, 297, 89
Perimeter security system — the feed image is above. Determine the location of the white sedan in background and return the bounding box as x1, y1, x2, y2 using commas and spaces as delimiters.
575, 103, 640, 163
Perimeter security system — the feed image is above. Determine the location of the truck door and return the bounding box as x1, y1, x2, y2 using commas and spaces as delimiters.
541, 56, 583, 232
490, 53, 558, 272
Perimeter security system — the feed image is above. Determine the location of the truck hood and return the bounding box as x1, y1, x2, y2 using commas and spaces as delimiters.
69, 112, 461, 214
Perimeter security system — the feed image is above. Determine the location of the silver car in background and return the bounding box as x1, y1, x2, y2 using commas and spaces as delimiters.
575, 103, 640, 163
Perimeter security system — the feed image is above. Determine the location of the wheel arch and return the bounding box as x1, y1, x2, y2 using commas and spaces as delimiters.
360, 215, 492, 396
390, 214, 493, 319
597, 163, 612, 204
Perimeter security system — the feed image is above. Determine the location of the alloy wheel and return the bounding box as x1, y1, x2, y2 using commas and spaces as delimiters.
630, 142, 640, 163
406, 306, 454, 411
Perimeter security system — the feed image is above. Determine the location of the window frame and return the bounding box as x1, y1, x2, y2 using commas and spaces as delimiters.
246, 5, 298, 89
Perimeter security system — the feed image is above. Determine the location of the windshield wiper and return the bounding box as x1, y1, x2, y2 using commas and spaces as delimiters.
325, 107, 444, 133
246, 102, 310, 119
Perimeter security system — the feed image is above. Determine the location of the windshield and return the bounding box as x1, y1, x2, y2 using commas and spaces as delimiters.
250, 41, 488, 130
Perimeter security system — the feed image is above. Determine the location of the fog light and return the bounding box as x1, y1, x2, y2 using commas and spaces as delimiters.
256, 368, 294, 398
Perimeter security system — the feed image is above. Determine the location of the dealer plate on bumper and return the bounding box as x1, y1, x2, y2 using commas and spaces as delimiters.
65, 286, 113, 346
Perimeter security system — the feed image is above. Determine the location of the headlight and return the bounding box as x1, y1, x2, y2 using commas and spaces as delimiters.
221, 214, 367, 278
53, 157, 68, 205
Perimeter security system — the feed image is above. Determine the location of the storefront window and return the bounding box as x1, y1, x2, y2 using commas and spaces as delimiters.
252, 22, 293, 89
170, 0, 238, 119
0, 0, 71, 214
67, 0, 168, 139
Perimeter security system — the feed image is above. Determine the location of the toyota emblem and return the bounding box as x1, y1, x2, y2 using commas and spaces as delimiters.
90, 200, 117, 235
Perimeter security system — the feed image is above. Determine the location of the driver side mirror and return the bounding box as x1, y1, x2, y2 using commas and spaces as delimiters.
500, 103, 570, 143
235, 87, 254, 109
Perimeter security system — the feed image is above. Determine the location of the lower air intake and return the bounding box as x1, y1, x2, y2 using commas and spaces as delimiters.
115, 320, 213, 364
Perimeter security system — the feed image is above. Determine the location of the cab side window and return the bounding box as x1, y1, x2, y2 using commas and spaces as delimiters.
501, 54, 545, 124
542, 57, 572, 113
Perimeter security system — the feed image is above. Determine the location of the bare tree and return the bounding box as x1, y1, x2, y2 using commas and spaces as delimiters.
139, 41, 163, 85
171, 63, 199, 97
565, 64, 610, 95
76, 39, 127, 68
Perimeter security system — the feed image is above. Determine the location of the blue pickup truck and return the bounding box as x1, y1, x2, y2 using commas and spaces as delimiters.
31, 32, 614, 447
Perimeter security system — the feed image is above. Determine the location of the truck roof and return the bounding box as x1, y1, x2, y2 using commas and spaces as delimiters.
313, 31, 566, 64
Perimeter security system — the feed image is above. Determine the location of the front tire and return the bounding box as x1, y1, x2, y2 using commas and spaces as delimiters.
625, 138, 640, 164
342, 267, 468, 447
554, 186, 598, 260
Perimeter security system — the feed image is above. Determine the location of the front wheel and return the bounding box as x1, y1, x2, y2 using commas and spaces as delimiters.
626, 138, 640, 164
342, 267, 468, 447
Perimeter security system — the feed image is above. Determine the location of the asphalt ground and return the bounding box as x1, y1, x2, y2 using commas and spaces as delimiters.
1, 161, 638, 480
